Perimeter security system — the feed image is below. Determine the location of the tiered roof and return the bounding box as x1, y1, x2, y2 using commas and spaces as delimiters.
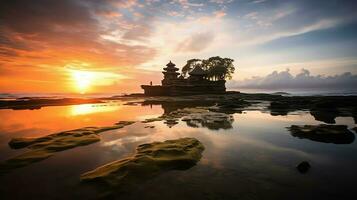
189, 66, 207, 76
163, 61, 179, 72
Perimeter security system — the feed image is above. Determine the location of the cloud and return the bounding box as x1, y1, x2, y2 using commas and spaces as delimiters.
227, 69, 357, 90
175, 0, 204, 8
229, 0, 357, 47
176, 32, 215, 52
0, 0, 157, 65
252, 0, 267, 4
0, 0, 162, 93
1, 0, 357, 93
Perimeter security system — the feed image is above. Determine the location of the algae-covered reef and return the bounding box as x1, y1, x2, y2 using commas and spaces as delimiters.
136, 92, 357, 124
0, 121, 135, 174
137, 92, 352, 129
81, 138, 204, 188
142, 107, 234, 130
287, 124, 355, 144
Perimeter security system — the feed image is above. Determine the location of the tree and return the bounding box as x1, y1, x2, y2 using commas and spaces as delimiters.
181, 59, 202, 77
181, 56, 235, 80
206, 57, 235, 80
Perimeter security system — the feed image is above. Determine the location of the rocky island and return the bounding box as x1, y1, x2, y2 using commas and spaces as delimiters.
141, 57, 234, 96
141, 61, 226, 95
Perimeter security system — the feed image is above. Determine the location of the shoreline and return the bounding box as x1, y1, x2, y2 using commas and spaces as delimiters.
0, 92, 356, 125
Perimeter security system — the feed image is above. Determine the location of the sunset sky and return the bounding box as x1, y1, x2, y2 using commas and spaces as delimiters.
1, 0, 357, 94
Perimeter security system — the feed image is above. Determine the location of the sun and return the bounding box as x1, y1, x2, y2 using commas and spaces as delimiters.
71, 70, 94, 94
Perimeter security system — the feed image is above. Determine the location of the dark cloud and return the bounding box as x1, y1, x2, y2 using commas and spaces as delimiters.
227, 69, 357, 90
0, 0, 97, 34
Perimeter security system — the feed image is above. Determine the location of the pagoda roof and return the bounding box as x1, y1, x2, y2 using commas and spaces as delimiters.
163, 61, 179, 71
189, 66, 207, 76
166, 61, 176, 67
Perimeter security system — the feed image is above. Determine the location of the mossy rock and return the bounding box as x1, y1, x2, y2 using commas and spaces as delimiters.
81, 138, 204, 188
9, 128, 101, 150
142, 107, 233, 130
182, 111, 234, 130
0, 121, 135, 174
141, 117, 164, 123
287, 124, 355, 144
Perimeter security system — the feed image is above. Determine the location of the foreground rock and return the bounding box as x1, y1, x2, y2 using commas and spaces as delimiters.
296, 161, 311, 173
288, 124, 355, 144
0, 121, 135, 174
81, 138, 204, 188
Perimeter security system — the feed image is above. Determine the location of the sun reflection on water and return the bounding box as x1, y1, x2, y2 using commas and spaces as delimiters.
70, 104, 120, 116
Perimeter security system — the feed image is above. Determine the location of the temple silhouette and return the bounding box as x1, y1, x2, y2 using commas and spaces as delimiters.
141, 61, 226, 96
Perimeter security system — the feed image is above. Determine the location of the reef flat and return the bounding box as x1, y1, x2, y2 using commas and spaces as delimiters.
0, 121, 135, 174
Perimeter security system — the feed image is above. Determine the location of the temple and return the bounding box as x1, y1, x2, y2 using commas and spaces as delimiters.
141, 61, 226, 96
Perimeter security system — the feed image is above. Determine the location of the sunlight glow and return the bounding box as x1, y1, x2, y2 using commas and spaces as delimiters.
70, 104, 120, 116
68, 67, 127, 94
71, 70, 95, 94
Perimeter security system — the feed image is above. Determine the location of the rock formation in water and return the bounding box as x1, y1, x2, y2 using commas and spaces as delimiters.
287, 124, 355, 144
142, 107, 234, 130
296, 161, 311, 173
81, 138, 204, 188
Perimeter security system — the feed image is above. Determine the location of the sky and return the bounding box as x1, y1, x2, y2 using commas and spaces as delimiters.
1, 0, 357, 94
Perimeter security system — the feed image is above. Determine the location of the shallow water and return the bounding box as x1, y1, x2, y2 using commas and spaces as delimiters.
0, 100, 356, 199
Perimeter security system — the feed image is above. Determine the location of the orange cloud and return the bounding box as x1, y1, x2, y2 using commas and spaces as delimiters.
0, 0, 159, 93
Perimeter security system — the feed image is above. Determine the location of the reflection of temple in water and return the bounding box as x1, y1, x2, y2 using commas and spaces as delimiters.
144, 102, 234, 130
141, 61, 226, 96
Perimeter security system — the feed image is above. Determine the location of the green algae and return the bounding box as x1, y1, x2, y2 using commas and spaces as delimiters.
142, 107, 234, 130
0, 121, 135, 174
81, 138, 204, 188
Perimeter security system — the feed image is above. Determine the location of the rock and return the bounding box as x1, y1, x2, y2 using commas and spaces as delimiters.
296, 161, 310, 173
216, 99, 251, 109
272, 92, 290, 95
0, 121, 135, 174
142, 107, 234, 130
0, 98, 104, 110
309, 110, 338, 124
270, 101, 291, 109
135, 93, 357, 124
164, 118, 179, 127
115, 121, 136, 127
81, 138, 204, 188
9, 129, 101, 150
182, 111, 234, 130
141, 117, 164, 123
287, 124, 355, 144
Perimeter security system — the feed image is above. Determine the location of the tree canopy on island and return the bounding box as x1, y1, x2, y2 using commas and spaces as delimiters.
182, 56, 235, 81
